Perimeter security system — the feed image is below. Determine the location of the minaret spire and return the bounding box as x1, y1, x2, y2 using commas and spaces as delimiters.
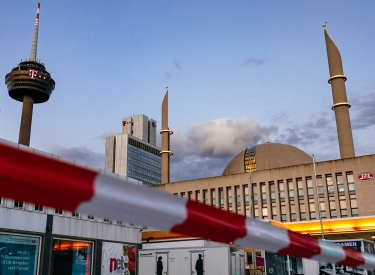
160, 86, 173, 184
29, 2, 40, 61
324, 24, 355, 158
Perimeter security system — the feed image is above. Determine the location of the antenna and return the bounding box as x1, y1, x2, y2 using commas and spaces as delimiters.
29, 3, 40, 61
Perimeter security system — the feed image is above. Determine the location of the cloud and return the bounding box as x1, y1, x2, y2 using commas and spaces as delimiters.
241, 58, 265, 67
173, 60, 182, 71
350, 92, 375, 129
48, 146, 104, 169
274, 111, 339, 161
170, 117, 278, 181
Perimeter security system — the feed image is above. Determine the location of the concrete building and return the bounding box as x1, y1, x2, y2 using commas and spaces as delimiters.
0, 138, 141, 275
105, 114, 161, 185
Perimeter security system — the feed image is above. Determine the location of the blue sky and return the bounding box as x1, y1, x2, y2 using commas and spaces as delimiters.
1, 1, 375, 181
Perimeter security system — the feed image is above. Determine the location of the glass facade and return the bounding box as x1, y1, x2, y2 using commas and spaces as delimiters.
244, 146, 256, 173
52, 239, 93, 275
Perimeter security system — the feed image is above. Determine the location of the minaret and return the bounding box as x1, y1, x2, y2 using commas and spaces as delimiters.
160, 87, 173, 184
5, 3, 55, 146
323, 23, 355, 158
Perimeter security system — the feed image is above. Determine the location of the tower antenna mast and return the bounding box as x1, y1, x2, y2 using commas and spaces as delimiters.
30, 3, 40, 61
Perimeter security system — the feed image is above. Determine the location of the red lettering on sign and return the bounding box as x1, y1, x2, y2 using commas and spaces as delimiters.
357, 172, 374, 181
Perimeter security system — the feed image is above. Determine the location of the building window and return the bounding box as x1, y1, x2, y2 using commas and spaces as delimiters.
297, 178, 304, 197
180, 192, 186, 198
269, 182, 276, 201
254, 207, 259, 218
104, 218, 110, 223
88, 215, 95, 220
300, 212, 306, 221
188, 192, 193, 200
14, 201, 24, 208
260, 183, 266, 202
278, 181, 285, 200
72, 212, 80, 218
195, 191, 200, 201
117, 220, 123, 225
203, 190, 208, 205
336, 173, 345, 194
316, 176, 324, 196
219, 189, 224, 208
227, 187, 232, 210
235, 186, 241, 206
252, 184, 258, 203
243, 185, 249, 206
350, 198, 358, 216
55, 209, 63, 215
306, 177, 314, 197
287, 180, 294, 200
211, 189, 216, 206
262, 208, 268, 220
34, 205, 43, 211
326, 174, 334, 195
300, 204, 306, 221
347, 172, 356, 193
281, 206, 287, 222
272, 206, 277, 220
290, 205, 296, 221
310, 212, 316, 219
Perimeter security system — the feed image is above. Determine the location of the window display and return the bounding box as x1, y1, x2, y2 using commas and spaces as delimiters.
52, 239, 93, 275
0, 233, 41, 275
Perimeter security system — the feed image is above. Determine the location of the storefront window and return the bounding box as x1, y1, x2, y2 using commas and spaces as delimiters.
52, 239, 93, 275
0, 233, 41, 275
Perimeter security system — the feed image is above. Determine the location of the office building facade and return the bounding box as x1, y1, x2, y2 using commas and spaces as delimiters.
105, 114, 161, 185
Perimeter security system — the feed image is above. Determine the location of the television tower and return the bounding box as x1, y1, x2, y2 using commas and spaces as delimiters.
5, 3, 55, 146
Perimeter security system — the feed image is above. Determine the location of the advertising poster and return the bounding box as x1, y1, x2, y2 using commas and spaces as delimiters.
102, 242, 137, 275
0, 233, 41, 275
319, 241, 365, 275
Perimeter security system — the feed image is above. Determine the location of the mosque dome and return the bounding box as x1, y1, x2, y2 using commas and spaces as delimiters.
222, 143, 312, 176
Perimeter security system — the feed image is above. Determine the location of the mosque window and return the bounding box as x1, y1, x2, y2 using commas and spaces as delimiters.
336, 173, 345, 194
287, 180, 294, 200
211, 189, 216, 206
326, 175, 334, 195
243, 185, 249, 206
278, 181, 285, 200
252, 184, 258, 203
261, 183, 266, 202
188, 191, 193, 200
262, 208, 268, 219
306, 177, 314, 197
219, 189, 224, 208
271, 206, 277, 220
269, 182, 276, 201
297, 178, 304, 197
195, 191, 200, 201
203, 190, 208, 205
346, 172, 356, 193
316, 176, 324, 197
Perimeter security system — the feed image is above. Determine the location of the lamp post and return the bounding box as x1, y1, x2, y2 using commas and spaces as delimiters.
312, 154, 325, 240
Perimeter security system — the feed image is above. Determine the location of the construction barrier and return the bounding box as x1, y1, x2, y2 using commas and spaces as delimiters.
1, 139, 375, 270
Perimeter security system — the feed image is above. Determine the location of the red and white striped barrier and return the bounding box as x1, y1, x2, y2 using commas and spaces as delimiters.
1, 139, 375, 270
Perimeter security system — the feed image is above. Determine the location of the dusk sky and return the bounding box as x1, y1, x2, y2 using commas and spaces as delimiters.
1, 1, 375, 182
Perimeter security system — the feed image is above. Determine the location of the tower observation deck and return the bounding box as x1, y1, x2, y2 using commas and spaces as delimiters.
4, 3, 55, 146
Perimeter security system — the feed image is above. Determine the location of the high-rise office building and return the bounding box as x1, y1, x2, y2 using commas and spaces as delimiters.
105, 114, 161, 185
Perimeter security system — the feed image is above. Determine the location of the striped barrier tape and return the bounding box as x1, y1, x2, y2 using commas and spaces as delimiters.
1, 139, 375, 270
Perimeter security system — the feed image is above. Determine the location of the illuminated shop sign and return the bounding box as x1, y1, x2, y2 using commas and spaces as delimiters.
28, 69, 47, 80
357, 172, 374, 181
0, 233, 41, 275
102, 242, 137, 275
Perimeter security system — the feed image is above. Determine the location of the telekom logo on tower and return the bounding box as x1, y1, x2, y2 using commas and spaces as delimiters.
357, 172, 374, 181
